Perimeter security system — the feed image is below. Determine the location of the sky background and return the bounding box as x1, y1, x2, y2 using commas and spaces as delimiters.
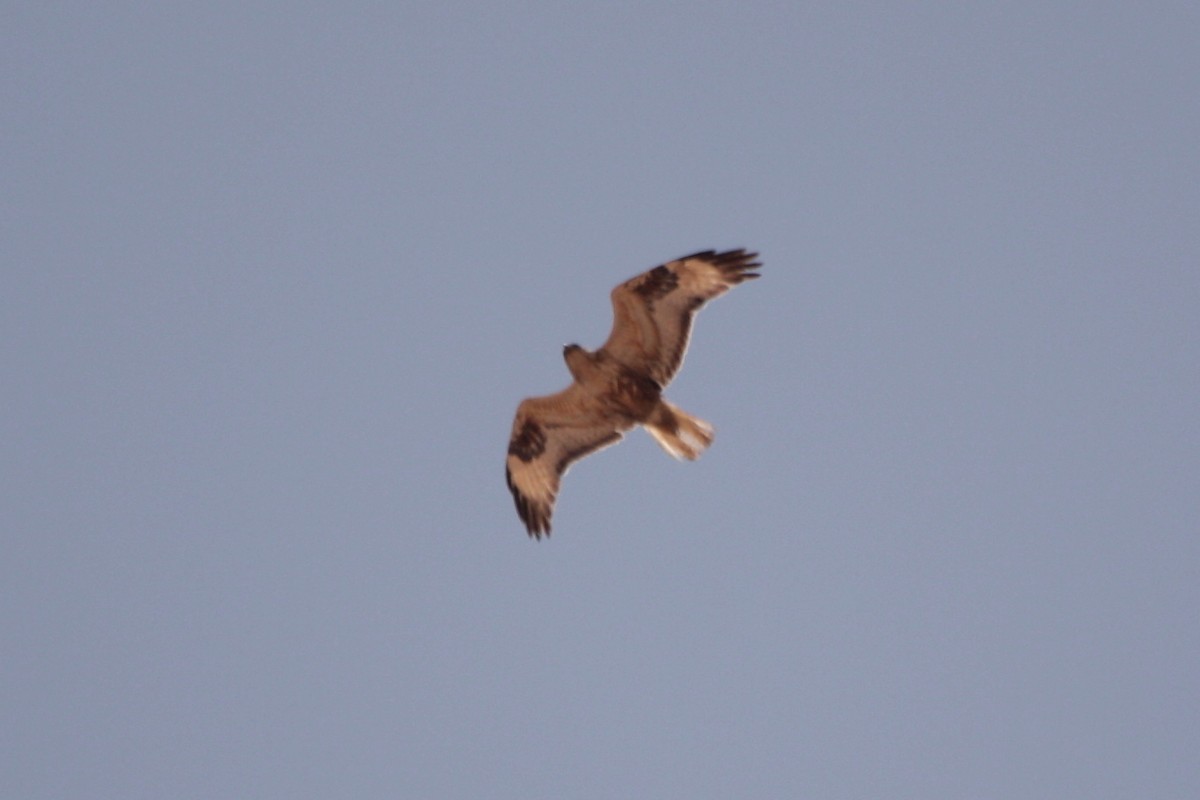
4, 2, 1198, 797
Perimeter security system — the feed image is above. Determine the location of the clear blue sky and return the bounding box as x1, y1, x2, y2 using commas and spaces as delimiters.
5, 3, 1198, 797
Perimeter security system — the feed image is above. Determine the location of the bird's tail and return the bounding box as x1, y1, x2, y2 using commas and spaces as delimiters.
644, 400, 714, 461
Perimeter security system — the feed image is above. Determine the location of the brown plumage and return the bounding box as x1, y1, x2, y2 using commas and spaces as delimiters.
506, 249, 761, 538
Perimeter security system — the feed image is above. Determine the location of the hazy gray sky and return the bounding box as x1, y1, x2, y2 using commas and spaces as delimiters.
5, 2, 1198, 797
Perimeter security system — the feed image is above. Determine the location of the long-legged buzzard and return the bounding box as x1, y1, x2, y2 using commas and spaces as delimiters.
506, 249, 761, 538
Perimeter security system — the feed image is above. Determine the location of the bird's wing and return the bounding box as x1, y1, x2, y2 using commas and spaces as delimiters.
505, 384, 628, 538
599, 249, 760, 386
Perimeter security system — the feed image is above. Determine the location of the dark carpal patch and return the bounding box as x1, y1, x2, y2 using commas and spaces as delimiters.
633, 264, 678, 300
508, 419, 547, 462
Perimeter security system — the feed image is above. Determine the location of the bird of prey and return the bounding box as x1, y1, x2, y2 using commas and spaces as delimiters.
505, 249, 761, 538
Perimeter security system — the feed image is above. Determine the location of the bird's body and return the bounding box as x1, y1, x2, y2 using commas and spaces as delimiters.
506, 249, 761, 538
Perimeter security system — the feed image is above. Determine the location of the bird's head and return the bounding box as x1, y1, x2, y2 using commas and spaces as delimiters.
561, 344, 591, 378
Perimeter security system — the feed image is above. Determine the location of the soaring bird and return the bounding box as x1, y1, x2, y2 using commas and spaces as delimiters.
506, 249, 761, 538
